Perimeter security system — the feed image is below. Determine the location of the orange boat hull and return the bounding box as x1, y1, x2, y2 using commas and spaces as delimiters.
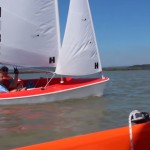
13, 123, 150, 150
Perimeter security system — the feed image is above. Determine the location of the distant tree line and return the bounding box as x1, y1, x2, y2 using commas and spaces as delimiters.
103, 64, 150, 71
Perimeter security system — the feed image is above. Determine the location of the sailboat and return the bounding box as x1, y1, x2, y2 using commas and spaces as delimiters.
0, 0, 109, 105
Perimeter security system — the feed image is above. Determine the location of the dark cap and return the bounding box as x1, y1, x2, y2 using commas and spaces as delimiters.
1, 66, 9, 72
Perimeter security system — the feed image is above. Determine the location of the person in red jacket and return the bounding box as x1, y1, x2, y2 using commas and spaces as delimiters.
0, 71, 9, 92
1, 66, 23, 90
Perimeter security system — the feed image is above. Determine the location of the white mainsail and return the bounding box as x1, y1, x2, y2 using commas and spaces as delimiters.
0, 0, 60, 67
56, 0, 102, 76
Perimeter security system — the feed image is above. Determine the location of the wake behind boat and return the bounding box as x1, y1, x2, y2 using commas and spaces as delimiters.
0, 0, 109, 104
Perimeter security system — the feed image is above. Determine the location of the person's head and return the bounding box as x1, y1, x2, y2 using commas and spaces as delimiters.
0, 72, 4, 83
1, 66, 9, 76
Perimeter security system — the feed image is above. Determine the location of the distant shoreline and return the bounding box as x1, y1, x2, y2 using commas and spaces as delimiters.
103, 64, 150, 71
6, 64, 150, 74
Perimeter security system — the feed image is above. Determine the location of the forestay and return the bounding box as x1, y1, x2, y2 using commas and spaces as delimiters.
56, 0, 102, 76
0, 0, 60, 67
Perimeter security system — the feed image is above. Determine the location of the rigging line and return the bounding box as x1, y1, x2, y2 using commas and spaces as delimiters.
44, 73, 56, 88
129, 113, 134, 150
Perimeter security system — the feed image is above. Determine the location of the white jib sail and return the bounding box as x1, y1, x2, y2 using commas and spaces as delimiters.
0, 0, 60, 67
56, 0, 102, 76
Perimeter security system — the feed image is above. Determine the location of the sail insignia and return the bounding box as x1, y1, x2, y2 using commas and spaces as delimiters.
49, 57, 55, 64
95, 62, 99, 69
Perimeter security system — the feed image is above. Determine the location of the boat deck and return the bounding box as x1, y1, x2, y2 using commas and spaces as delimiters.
0, 77, 109, 99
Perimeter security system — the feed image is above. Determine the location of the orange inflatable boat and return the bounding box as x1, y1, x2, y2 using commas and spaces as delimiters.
13, 122, 150, 150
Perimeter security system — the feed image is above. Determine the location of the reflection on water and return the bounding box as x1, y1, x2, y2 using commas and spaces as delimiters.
0, 97, 107, 149
0, 70, 150, 149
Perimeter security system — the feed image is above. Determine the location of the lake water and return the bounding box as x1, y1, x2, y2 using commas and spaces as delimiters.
0, 70, 150, 149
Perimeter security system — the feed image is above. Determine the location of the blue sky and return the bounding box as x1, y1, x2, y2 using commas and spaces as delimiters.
58, 0, 150, 67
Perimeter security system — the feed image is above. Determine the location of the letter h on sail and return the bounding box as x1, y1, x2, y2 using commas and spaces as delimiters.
95, 62, 99, 69
49, 57, 55, 64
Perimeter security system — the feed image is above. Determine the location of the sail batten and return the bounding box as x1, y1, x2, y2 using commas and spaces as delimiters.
0, 0, 60, 67
56, 0, 102, 76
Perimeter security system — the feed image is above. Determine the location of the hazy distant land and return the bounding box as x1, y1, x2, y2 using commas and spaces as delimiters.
17, 64, 150, 73
2, 64, 150, 74
103, 64, 150, 71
